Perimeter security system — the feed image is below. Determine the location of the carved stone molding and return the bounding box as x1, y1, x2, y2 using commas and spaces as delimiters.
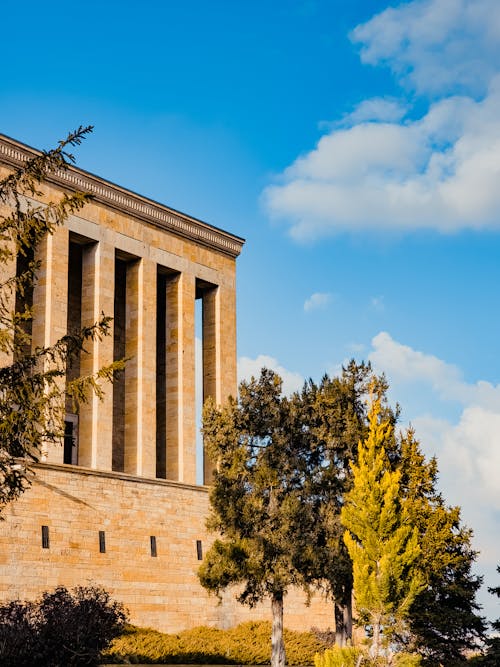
0, 134, 244, 258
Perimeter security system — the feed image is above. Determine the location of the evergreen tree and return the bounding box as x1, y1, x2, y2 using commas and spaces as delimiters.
0, 128, 122, 511
397, 431, 486, 664
199, 369, 321, 667
341, 397, 424, 658
480, 565, 500, 665
296, 361, 377, 646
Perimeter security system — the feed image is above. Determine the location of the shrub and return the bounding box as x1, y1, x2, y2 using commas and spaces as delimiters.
311, 626, 338, 647
0, 585, 127, 666
105, 620, 329, 664
313, 647, 422, 667
314, 646, 364, 667
0, 598, 40, 665
393, 653, 422, 667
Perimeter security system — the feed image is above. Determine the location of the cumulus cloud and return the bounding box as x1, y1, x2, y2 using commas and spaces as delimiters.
370, 331, 500, 409
351, 0, 500, 98
263, 0, 500, 239
366, 331, 500, 618
304, 291, 332, 312
237, 354, 304, 396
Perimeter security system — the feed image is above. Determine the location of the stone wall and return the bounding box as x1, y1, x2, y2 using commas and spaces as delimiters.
0, 464, 334, 633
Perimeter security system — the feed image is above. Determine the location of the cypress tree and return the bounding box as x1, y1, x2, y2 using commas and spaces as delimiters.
341, 396, 424, 658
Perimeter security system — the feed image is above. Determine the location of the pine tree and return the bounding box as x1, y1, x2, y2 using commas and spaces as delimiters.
341, 397, 424, 658
296, 361, 376, 646
0, 128, 122, 511
199, 369, 320, 667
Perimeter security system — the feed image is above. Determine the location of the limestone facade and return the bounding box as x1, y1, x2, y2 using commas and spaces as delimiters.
0, 134, 333, 632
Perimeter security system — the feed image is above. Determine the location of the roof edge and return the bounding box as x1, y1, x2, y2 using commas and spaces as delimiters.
0, 133, 245, 259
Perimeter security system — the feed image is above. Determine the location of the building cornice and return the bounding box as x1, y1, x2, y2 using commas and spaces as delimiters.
0, 133, 245, 259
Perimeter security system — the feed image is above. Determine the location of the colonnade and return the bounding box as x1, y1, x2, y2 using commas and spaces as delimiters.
28, 224, 236, 486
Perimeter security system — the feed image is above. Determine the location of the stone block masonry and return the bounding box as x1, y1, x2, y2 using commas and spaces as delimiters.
0, 463, 334, 633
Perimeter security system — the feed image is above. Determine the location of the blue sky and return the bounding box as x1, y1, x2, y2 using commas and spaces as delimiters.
2, 0, 499, 622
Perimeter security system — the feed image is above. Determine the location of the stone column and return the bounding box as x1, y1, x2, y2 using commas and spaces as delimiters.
124, 257, 157, 478
218, 281, 237, 403
78, 240, 115, 470
165, 271, 196, 484
31, 226, 69, 464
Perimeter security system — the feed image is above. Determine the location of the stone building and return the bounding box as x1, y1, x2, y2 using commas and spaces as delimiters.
0, 134, 332, 632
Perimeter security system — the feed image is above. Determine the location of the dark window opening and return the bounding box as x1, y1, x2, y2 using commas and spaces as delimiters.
14, 243, 34, 360
63, 419, 78, 465
156, 272, 167, 479
65, 241, 83, 461
99, 531, 106, 553
150, 535, 157, 558
41, 525, 50, 549
196, 539, 203, 560
112, 258, 127, 472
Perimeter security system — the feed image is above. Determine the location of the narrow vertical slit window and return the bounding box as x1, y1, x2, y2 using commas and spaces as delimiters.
41, 525, 50, 549
99, 530, 106, 554
196, 539, 203, 560
150, 535, 157, 558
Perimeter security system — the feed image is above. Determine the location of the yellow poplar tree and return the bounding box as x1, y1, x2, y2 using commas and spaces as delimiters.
341, 397, 424, 659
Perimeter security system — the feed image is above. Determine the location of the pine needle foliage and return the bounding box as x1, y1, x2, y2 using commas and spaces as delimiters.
341, 397, 424, 658
475, 564, 500, 665
0, 127, 124, 511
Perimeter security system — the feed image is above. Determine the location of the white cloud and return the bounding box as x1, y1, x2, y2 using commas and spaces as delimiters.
366, 331, 500, 619
323, 98, 408, 128
351, 0, 500, 98
304, 291, 332, 312
369, 331, 500, 409
237, 354, 304, 396
263, 0, 500, 239
264, 87, 500, 238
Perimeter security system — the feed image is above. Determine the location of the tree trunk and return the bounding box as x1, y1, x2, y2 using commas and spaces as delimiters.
344, 595, 352, 643
334, 597, 352, 646
271, 591, 286, 667
334, 602, 346, 647
370, 618, 381, 659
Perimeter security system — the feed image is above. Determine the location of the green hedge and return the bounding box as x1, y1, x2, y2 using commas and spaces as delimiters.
104, 621, 329, 665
